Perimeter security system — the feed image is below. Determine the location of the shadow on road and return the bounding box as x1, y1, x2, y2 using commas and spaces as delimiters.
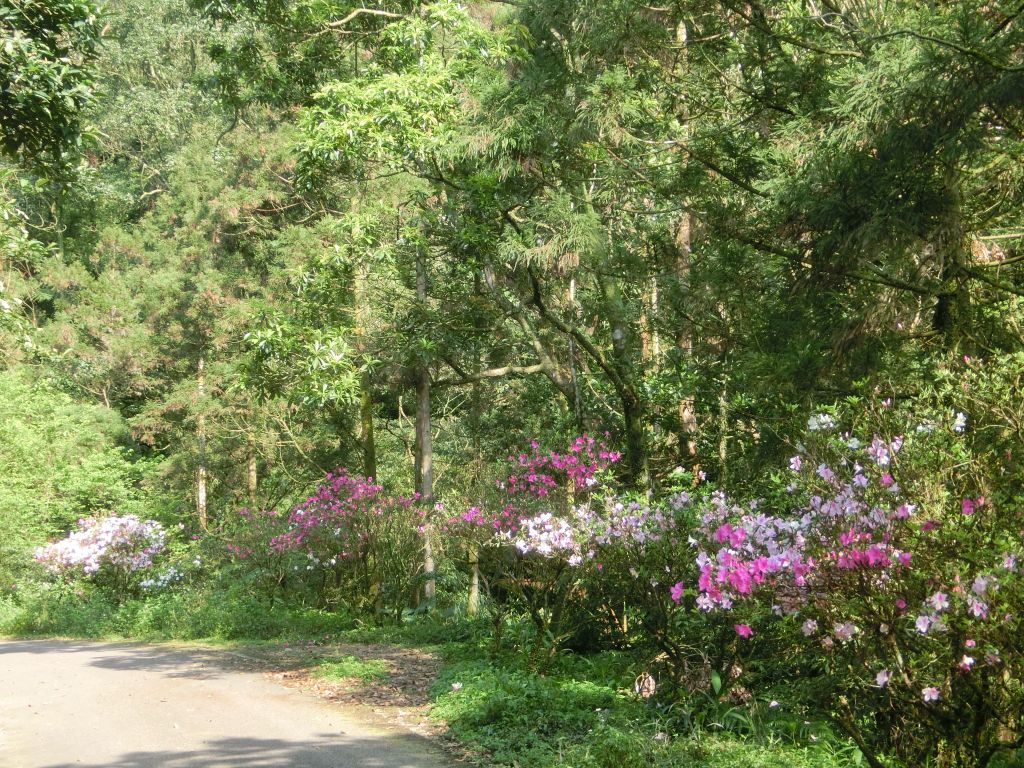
0, 639, 268, 680
38, 734, 446, 768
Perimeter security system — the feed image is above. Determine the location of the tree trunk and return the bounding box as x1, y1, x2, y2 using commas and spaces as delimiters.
674, 215, 699, 459
601, 273, 649, 486
196, 355, 208, 530
247, 443, 258, 508
467, 542, 480, 616
672, 21, 699, 461
414, 250, 436, 603
931, 168, 969, 346
353, 257, 378, 479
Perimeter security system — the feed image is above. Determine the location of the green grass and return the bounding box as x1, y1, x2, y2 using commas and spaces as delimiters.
427, 653, 857, 768
0, 583, 359, 641
311, 655, 389, 682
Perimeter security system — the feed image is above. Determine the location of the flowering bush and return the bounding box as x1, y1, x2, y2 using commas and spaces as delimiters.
444, 434, 622, 539
34, 515, 166, 596
255, 469, 424, 617
441, 436, 622, 660
682, 409, 1024, 768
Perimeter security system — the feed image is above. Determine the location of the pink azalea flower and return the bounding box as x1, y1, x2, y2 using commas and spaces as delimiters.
670, 581, 685, 603
922, 686, 941, 703
734, 623, 753, 638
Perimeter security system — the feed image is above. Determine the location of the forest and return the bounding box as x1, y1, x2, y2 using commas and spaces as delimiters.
2, 0, 1024, 766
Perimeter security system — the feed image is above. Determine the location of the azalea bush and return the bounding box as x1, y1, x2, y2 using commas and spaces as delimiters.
443, 436, 624, 661
681, 406, 1024, 768
34, 514, 167, 597
254, 469, 424, 618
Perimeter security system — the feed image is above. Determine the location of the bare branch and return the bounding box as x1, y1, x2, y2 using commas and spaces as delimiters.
327, 7, 404, 29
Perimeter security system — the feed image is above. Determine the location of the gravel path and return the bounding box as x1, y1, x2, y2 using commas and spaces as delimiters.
0, 639, 453, 768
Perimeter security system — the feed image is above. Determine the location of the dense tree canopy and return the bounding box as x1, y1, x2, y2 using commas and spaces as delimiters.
3, 2, 1024, 767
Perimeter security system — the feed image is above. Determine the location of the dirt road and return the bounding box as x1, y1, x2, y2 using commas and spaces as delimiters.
0, 639, 453, 768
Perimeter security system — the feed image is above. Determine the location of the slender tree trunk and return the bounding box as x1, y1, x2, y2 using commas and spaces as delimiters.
717, 378, 728, 485
673, 20, 699, 462
414, 250, 435, 603
674, 215, 698, 459
567, 277, 584, 431
931, 168, 969, 346
247, 443, 258, 507
353, 256, 378, 479
601, 273, 649, 486
196, 355, 208, 530
467, 542, 480, 616
51, 148, 66, 260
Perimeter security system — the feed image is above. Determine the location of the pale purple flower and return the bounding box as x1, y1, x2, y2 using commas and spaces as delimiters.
929, 591, 949, 612
915, 615, 932, 634
876, 669, 890, 688
801, 619, 818, 636
972, 575, 989, 597
833, 622, 856, 642
922, 686, 940, 702
968, 598, 989, 619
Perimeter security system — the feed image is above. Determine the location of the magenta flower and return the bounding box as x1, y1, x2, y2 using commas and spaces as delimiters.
734, 623, 753, 638
670, 581, 685, 603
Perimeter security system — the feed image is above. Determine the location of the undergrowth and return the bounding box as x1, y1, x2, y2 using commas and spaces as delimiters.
1, 586, 865, 768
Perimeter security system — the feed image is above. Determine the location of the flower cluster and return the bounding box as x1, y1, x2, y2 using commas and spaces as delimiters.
445, 435, 621, 540
270, 470, 419, 560
689, 428, 921, 617
509, 492, 689, 574
500, 434, 622, 497
139, 566, 182, 590
682, 416, 1023, 724
34, 515, 166, 576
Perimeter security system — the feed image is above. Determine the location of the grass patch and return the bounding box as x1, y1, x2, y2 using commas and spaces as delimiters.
311, 655, 389, 682
427, 651, 857, 768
